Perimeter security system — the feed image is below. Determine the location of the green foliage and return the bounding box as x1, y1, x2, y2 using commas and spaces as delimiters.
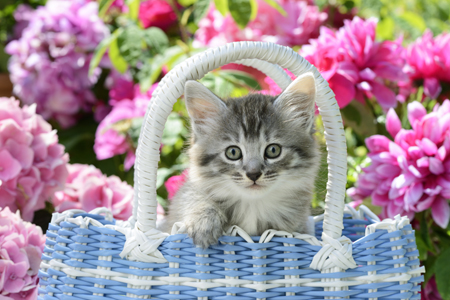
341, 101, 377, 138
98, 0, 117, 18
144, 27, 169, 55
109, 36, 128, 73
193, 0, 210, 23
200, 69, 261, 98
436, 247, 450, 298
228, 0, 253, 29
214, 0, 229, 16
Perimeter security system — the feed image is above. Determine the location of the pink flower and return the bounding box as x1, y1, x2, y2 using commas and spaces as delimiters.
194, 0, 326, 48
348, 100, 450, 228
421, 276, 442, 300
301, 17, 406, 109
52, 164, 133, 220
165, 170, 188, 200
94, 83, 158, 170
0, 207, 45, 299
262, 69, 296, 96
0, 97, 68, 221
11, 5, 35, 40
6, 0, 109, 128
139, 0, 177, 30
406, 30, 450, 99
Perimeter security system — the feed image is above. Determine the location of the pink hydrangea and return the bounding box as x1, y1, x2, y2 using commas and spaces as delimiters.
348, 100, 450, 228
194, 0, 327, 48
6, 0, 109, 128
405, 30, 450, 99
301, 17, 406, 109
11, 4, 35, 40
52, 164, 133, 220
0, 97, 68, 221
165, 170, 188, 200
139, 0, 177, 30
0, 207, 46, 300
94, 83, 158, 170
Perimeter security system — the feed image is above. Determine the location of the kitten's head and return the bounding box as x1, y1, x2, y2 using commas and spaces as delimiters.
185, 73, 320, 199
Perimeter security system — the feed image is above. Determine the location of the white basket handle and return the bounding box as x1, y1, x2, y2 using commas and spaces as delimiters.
132, 42, 346, 241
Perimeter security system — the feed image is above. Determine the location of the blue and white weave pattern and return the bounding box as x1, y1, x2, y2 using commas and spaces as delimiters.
38, 42, 424, 299
38, 210, 424, 300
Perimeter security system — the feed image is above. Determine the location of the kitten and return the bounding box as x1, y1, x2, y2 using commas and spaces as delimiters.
162, 72, 320, 248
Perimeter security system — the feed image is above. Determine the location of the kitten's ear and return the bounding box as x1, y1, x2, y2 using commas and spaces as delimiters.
185, 80, 226, 132
275, 72, 316, 133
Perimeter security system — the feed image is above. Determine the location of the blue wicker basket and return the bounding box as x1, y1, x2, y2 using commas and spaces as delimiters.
38, 42, 424, 300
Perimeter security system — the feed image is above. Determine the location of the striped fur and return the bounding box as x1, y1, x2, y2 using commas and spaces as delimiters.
162, 74, 320, 248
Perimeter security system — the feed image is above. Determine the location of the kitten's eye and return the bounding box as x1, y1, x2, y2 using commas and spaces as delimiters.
265, 144, 281, 158
225, 146, 242, 160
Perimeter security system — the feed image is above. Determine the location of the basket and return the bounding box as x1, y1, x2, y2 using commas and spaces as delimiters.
38, 42, 425, 300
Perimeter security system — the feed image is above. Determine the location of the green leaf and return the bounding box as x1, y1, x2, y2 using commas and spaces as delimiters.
157, 168, 174, 189
162, 113, 185, 146
228, 0, 252, 29
249, 0, 257, 20
139, 46, 186, 91
144, 27, 169, 55
129, 117, 144, 147
220, 70, 261, 90
193, 0, 210, 23
436, 247, 450, 299
89, 34, 115, 76
117, 25, 144, 65
261, 0, 286, 16
420, 212, 433, 251
127, 0, 140, 21
214, 0, 229, 16
178, 0, 197, 6
109, 37, 128, 74
400, 12, 427, 32
99, 0, 116, 18
340, 101, 377, 137
376, 17, 395, 40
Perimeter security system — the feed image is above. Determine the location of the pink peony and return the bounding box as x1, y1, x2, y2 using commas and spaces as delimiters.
165, 170, 188, 200
139, 0, 177, 30
52, 164, 133, 220
262, 69, 296, 96
194, 0, 327, 48
0, 207, 46, 300
348, 100, 450, 228
6, 0, 109, 128
421, 277, 442, 300
0, 97, 68, 221
301, 17, 406, 109
94, 83, 158, 170
406, 30, 450, 99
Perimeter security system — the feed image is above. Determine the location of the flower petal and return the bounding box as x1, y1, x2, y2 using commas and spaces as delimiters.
386, 108, 402, 138
407, 101, 427, 129
423, 77, 442, 99
431, 197, 450, 228
328, 74, 356, 108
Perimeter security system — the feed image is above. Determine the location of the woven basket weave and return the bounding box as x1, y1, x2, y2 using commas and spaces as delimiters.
38, 42, 424, 300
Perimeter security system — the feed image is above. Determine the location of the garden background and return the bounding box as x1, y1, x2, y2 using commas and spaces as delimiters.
0, 0, 450, 298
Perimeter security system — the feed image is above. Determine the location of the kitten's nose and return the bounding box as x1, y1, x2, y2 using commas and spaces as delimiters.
246, 171, 262, 182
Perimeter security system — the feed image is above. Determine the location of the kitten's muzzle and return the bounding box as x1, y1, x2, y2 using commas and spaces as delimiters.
246, 171, 262, 182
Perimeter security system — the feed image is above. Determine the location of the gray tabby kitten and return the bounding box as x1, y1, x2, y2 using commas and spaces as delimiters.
162, 72, 320, 248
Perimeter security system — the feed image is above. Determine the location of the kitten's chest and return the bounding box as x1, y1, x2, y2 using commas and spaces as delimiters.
226, 197, 299, 235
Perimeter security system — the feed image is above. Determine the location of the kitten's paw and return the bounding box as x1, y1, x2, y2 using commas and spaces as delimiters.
186, 219, 224, 249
